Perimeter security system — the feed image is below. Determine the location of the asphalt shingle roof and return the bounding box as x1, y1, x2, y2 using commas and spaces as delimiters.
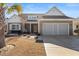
42, 15, 73, 19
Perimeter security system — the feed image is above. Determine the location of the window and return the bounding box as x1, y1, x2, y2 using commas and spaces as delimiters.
28, 16, 38, 20
12, 24, 20, 30
12, 25, 16, 30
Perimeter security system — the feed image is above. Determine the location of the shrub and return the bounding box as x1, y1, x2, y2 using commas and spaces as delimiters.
74, 29, 79, 33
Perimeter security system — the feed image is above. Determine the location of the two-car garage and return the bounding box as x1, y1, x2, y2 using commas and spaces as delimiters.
42, 23, 69, 35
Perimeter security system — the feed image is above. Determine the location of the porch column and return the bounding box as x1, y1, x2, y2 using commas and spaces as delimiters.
38, 20, 40, 34
73, 20, 74, 35
30, 23, 31, 33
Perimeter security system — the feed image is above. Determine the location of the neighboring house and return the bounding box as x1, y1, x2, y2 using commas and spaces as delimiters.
5, 7, 79, 36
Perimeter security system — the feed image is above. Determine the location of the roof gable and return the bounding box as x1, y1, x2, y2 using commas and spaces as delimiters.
46, 7, 65, 16
7, 15, 22, 23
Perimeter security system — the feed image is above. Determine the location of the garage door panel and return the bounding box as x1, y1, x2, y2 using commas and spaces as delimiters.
54, 24, 58, 35
58, 24, 69, 35
42, 23, 69, 35
42, 23, 53, 35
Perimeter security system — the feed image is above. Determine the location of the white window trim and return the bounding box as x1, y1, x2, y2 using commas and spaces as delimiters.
10, 24, 21, 30
28, 16, 38, 20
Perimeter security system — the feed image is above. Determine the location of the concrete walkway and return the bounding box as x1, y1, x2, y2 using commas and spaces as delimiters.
41, 36, 79, 56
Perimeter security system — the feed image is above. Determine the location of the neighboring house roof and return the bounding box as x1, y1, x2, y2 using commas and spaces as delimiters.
73, 17, 79, 21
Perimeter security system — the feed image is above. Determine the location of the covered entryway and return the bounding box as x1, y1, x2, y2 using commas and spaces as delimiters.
42, 23, 69, 35
25, 23, 38, 34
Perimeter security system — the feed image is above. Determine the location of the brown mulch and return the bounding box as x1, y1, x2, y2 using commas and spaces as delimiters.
0, 36, 46, 56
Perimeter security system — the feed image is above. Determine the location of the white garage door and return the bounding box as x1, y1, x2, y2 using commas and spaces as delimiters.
42, 23, 69, 35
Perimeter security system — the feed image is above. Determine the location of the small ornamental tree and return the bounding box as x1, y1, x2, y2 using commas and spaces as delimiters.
0, 3, 22, 48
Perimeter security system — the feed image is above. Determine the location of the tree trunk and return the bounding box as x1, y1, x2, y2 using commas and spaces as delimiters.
0, 7, 5, 48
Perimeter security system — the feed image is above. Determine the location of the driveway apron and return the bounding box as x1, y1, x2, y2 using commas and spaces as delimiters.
42, 36, 79, 56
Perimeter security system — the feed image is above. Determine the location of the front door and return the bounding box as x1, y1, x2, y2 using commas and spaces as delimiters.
31, 24, 38, 34
25, 24, 30, 33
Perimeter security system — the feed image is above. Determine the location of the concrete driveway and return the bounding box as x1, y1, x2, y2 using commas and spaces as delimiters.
40, 36, 79, 56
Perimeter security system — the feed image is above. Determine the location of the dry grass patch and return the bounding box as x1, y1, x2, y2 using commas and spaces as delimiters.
0, 36, 46, 56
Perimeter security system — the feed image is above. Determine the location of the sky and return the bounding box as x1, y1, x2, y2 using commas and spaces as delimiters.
5, 3, 79, 18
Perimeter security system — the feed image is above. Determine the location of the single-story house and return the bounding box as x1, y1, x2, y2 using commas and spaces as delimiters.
5, 7, 79, 36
